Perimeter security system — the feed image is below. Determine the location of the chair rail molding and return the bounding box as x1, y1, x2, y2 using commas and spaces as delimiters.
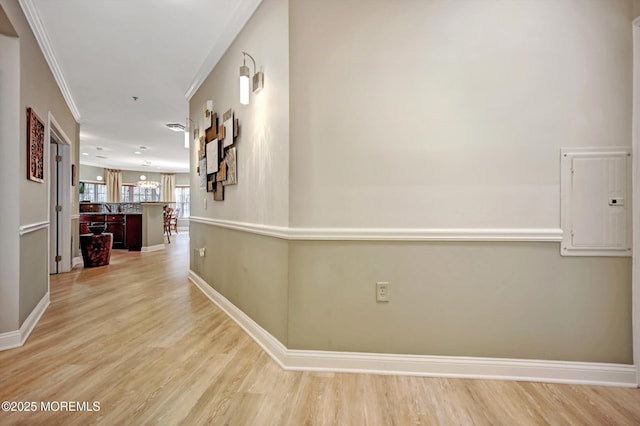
19, 221, 49, 236
189, 216, 563, 242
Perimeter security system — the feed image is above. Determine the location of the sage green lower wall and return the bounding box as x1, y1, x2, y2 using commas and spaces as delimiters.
190, 222, 289, 345
19, 228, 48, 326
190, 224, 633, 364
288, 241, 632, 364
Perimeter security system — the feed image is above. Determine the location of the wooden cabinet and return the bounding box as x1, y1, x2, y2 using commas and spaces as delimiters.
79, 213, 142, 251
80, 214, 104, 235
125, 214, 142, 251
106, 215, 125, 249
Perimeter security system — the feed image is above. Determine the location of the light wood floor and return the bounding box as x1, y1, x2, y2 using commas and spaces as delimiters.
1, 234, 640, 425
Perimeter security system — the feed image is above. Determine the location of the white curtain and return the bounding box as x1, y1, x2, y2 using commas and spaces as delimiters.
161, 173, 176, 202
105, 168, 122, 203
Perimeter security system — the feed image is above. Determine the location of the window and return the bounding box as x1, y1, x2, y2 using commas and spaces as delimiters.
79, 182, 106, 202
174, 186, 190, 218
121, 184, 160, 202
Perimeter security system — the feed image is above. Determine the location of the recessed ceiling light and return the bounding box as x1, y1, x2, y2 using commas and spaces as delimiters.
82, 152, 89, 156
96, 176, 103, 181
166, 123, 185, 132
134, 151, 141, 155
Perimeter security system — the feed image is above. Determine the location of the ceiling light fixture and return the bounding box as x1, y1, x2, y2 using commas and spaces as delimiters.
137, 152, 160, 189
166, 123, 185, 132
82, 152, 89, 156
96, 175, 103, 181
137, 180, 159, 190
134, 151, 141, 155
240, 51, 264, 105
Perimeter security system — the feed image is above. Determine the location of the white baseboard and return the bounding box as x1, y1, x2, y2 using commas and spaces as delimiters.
0, 292, 49, 352
189, 271, 637, 387
141, 244, 165, 253
72, 256, 83, 269
189, 271, 288, 369
0, 330, 21, 351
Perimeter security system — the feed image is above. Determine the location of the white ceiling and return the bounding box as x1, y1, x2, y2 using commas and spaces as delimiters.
27, 0, 261, 173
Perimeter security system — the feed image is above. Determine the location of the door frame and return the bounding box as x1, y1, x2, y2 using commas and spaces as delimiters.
47, 113, 72, 276
631, 17, 640, 387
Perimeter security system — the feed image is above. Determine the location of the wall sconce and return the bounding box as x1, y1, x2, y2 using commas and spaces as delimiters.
184, 118, 194, 149
240, 51, 264, 105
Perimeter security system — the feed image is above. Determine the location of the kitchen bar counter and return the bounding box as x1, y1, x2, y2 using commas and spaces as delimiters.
79, 213, 142, 251
79, 202, 166, 252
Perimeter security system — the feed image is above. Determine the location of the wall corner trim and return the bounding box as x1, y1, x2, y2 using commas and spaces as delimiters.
189, 271, 636, 387
18, 0, 81, 121
19, 221, 49, 236
189, 216, 563, 242
0, 292, 49, 352
141, 244, 165, 253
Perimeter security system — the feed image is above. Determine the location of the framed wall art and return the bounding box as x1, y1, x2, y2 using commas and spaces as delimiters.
27, 107, 45, 183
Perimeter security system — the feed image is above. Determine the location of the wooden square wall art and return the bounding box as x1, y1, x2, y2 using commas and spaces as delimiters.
27, 107, 45, 183
199, 158, 207, 189
206, 139, 219, 174
214, 181, 224, 201
199, 136, 206, 159
223, 115, 234, 149
217, 160, 226, 182
223, 147, 237, 186
205, 113, 218, 142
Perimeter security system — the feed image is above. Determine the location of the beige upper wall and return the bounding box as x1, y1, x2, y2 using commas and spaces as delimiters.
190, 0, 289, 227
0, 2, 16, 36
289, 0, 634, 228
0, 0, 79, 227
0, 0, 78, 331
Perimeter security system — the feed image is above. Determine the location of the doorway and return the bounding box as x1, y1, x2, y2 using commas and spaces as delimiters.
49, 141, 60, 274
47, 115, 72, 275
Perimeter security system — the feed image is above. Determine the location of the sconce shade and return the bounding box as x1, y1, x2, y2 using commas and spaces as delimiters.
240, 64, 250, 105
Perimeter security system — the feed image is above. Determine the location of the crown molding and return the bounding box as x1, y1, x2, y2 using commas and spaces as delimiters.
184, 0, 263, 100
18, 0, 81, 121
